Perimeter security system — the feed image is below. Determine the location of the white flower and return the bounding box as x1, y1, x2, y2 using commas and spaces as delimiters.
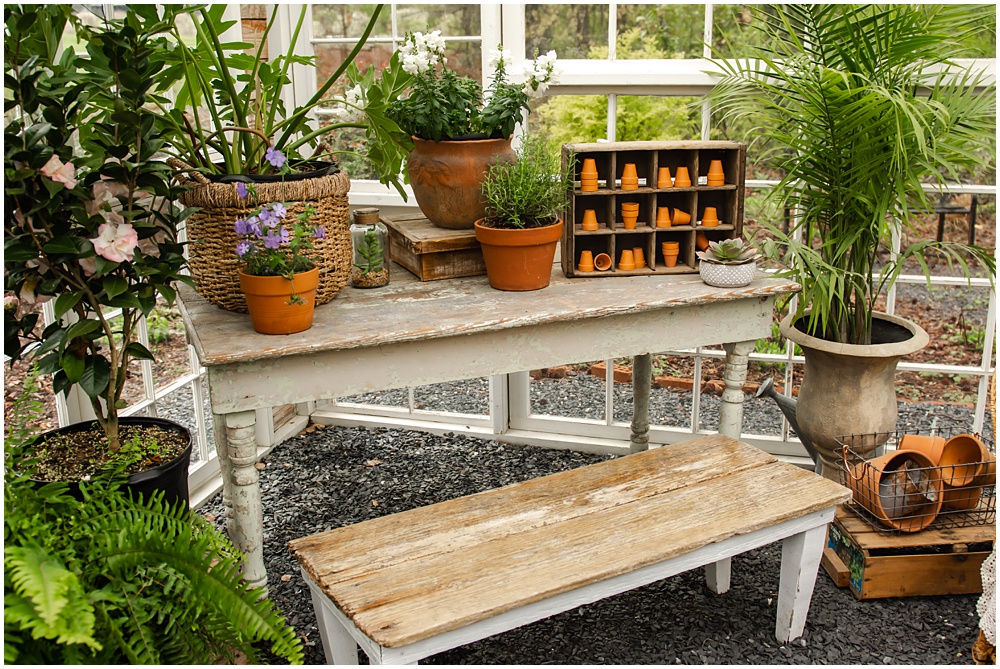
330, 84, 365, 123
488, 46, 508, 70
78, 256, 98, 277
91, 215, 139, 263
39, 154, 78, 189
402, 51, 432, 76
423, 30, 446, 55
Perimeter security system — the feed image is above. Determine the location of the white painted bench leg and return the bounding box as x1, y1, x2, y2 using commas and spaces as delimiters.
705, 557, 732, 594
775, 523, 827, 643
310, 588, 360, 665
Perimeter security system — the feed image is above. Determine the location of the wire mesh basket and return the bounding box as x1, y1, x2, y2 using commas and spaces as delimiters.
836, 429, 996, 534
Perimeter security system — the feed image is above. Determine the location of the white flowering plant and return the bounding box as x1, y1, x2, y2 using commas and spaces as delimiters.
4, 6, 192, 452
339, 30, 557, 141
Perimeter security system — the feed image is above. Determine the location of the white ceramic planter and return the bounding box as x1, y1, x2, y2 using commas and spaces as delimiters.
698, 260, 756, 287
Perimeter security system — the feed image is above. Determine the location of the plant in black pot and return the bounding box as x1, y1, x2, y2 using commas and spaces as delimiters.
364, 32, 559, 229
476, 134, 573, 291
709, 4, 996, 475
4, 5, 194, 504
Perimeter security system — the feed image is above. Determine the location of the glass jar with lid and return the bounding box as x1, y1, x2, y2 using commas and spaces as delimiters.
349, 208, 390, 288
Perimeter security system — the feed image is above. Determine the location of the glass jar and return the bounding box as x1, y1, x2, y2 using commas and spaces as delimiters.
350, 208, 390, 288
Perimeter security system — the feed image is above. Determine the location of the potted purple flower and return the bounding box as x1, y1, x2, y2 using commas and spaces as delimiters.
233, 182, 327, 335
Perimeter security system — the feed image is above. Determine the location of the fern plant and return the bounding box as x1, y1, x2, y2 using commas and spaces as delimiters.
3, 380, 303, 665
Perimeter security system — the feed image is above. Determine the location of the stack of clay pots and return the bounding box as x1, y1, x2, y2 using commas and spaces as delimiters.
661, 241, 680, 268
899, 433, 996, 512
706, 159, 725, 186
621, 163, 639, 190
621, 202, 639, 229
580, 159, 599, 191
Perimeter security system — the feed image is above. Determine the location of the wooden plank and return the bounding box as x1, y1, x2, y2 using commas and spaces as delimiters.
291, 436, 849, 648
383, 215, 487, 281
383, 215, 481, 254
835, 506, 995, 548
821, 546, 850, 588
858, 552, 988, 599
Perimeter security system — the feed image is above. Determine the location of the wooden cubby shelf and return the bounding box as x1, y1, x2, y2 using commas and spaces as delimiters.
562, 140, 746, 277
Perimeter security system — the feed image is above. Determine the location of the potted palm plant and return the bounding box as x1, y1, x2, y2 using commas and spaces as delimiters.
4, 5, 194, 504
709, 4, 996, 475
356, 32, 558, 230
476, 134, 573, 291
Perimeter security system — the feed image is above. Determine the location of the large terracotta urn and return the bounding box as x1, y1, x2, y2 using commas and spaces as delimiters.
408, 136, 516, 230
780, 311, 929, 480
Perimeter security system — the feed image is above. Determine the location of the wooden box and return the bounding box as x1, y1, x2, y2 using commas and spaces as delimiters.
383, 214, 486, 281
561, 141, 746, 277
822, 506, 994, 599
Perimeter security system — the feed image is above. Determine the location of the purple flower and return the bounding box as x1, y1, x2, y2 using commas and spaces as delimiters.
265, 147, 286, 169
258, 208, 273, 227
234, 217, 250, 236
262, 227, 289, 250
314, 226, 326, 239
235, 182, 248, 199
270, 202, 287, 219
246, 216, 262, 236
235, 240, 252, 257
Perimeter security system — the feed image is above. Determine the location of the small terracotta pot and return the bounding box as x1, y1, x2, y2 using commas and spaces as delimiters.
621, 163, 637, 180
580, 179, 599, 192
656, 207, 671, 228
474, 219, 562, 291
696, 232, 710, 251
581, 209, 599, 231
672, 209, 691, 226
940, 434, 989, 486
581, 158, 598, 181
701, 207, 719, 227
707, 159, 725, 186
898, 434, 946, 464
847, 449, 943, 532
657, 167, 673, 188
618, 249, 635, 271
942, 482, 985, 510
673, 166, 692, 187
662, 251, 680, 268
240, 267, 320, 335
577, 249, 595, 272
594, 252, 612, 271
633, 247, 646, 268
622, 214, 638, 230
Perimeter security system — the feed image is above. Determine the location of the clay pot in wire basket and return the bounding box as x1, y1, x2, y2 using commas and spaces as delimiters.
170, 155, 353, 314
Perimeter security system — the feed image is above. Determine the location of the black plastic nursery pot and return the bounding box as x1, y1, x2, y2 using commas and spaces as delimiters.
30, 416, 194, 509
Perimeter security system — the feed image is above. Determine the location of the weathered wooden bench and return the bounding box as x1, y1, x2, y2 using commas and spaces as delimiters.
290, 435, 850, 665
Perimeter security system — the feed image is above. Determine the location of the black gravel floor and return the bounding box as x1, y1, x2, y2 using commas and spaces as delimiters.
198, 379, 992, 665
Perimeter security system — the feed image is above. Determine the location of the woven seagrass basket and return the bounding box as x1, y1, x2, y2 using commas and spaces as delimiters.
172, 160, 352, 313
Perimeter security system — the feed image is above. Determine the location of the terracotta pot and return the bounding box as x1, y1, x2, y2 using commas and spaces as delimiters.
594, 253, 612, 271
240, 267, 320, 335
780, 311, 929, 480
672, 209, 691, 226
656, 207, 671, 228
898, 434, 946, 464
707, 159, 725, 186
581, 209, 599, 231
618, 249, 636, 271
701, 207, 719, 227
408, 136, 516, 229
661, 242, 680, 268
622, 214, 638, 230
939, 434, 989, 486
580, 158, 599, 181
474, 219, 562, 291
657, 167, 673, 188
577, 250, 595, 272
633, 247, 646, 268
847, 449, 942, 532
696, 232, 710, 251
674, 166, 692, 187
942, 482, 985, 510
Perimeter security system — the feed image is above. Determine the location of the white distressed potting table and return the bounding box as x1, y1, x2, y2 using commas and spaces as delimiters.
177, 264, 799, 589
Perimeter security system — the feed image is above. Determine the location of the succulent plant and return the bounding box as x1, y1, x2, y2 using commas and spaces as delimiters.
696, 238, 760, 265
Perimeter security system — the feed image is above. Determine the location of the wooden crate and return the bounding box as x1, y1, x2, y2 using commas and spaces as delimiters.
383, 214, 485, 281
822, 506, 994, 599
561, 141, 746, 277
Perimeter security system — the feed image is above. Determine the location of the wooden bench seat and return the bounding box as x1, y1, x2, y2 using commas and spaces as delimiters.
290, 435, 850, 665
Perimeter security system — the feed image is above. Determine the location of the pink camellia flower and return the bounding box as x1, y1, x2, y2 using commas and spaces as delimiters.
18, 276, 51, 305
39, 155, 79, 190
78, 256, 98, 277
91, 221, 139, 263
4, 295, 19, 311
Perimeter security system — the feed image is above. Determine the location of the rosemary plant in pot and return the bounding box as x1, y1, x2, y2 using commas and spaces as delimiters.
4, 6, 195, 504
476, 134, 573, 291
709, 4, 996, 475
362, 33, 558, 229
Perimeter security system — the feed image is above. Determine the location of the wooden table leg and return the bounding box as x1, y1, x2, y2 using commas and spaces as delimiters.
775, 523, 827, 642
224, 410, 268, 591
719, 340, 754, 440
211, 413, 236, 539
630, 353, 652, 453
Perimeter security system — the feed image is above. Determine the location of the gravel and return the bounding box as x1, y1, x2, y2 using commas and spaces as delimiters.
197, 375, 992, 665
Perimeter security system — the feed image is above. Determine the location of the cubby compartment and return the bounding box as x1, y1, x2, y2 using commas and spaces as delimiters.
562, 141, 745, 277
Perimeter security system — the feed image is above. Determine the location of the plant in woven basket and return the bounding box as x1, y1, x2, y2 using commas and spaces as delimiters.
696, 238, 760, 265
4, 5, 191, 453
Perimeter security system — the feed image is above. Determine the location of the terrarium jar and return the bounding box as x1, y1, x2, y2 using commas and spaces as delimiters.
350, 208, 390, 288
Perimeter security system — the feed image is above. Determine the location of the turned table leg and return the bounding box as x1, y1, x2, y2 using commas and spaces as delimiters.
630, 353, 653, 453
718, 340, 754, 440
211, 413, 236, 539
222, 410, 268, 591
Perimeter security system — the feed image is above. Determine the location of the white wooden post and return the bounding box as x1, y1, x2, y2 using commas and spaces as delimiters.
775, 524, 827, 642
223, 409, 268, 591
718, 340, 754, 440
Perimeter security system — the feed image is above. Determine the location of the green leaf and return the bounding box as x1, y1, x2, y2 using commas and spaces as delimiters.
41, 238, 80, 255
125, 341, 154, 361
103, 276, 128, 299
79, 355, 111, 398
60, 351, 85, 383
53, 293, 82, 320
63, 319, 100, 344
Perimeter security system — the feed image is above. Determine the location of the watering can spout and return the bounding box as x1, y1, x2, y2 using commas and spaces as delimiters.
755, 377, 822, 474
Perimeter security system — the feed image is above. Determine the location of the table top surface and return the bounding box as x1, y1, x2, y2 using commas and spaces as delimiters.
291, 434, 849, 648
177, 261, 798, 367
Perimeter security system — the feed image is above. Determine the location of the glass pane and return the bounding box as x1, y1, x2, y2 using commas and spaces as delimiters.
337, 389, 410, 408
532, 95, 608, 144
396, 4, 481, 37
312, 4, 390, 39
529, 362, 606, 421
525, 4, 609, 59
412, 379, 490, 415
617, 4, 705, 59
314, 42, 396, 97
615, 96, 701, 141
711, 4, 768, 59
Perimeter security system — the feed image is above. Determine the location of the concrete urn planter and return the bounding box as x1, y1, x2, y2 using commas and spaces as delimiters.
780, 311, 929, 479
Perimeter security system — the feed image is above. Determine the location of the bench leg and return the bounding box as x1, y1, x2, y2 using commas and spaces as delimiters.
705, 557, 732, 594
630, 353, 652, 453
224, 410, 268, 592
719, 341, 754, 440
310, 588, 360, 665
775, 524, 826, 643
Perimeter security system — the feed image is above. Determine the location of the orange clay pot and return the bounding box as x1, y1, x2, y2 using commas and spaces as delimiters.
673, 166, 692, 187
239, 267, 320, 335
474, 219, 562, 291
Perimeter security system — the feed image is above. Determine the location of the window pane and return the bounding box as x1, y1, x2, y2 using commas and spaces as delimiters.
312, 4, 390, 39
617, 4, 705, 59
396, 4, 481, 37
616, 96, 701, 141
525, 4, 609, 59
532, 95, 607, 143
710, 4, 766, 59
530, 362, 606, 421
